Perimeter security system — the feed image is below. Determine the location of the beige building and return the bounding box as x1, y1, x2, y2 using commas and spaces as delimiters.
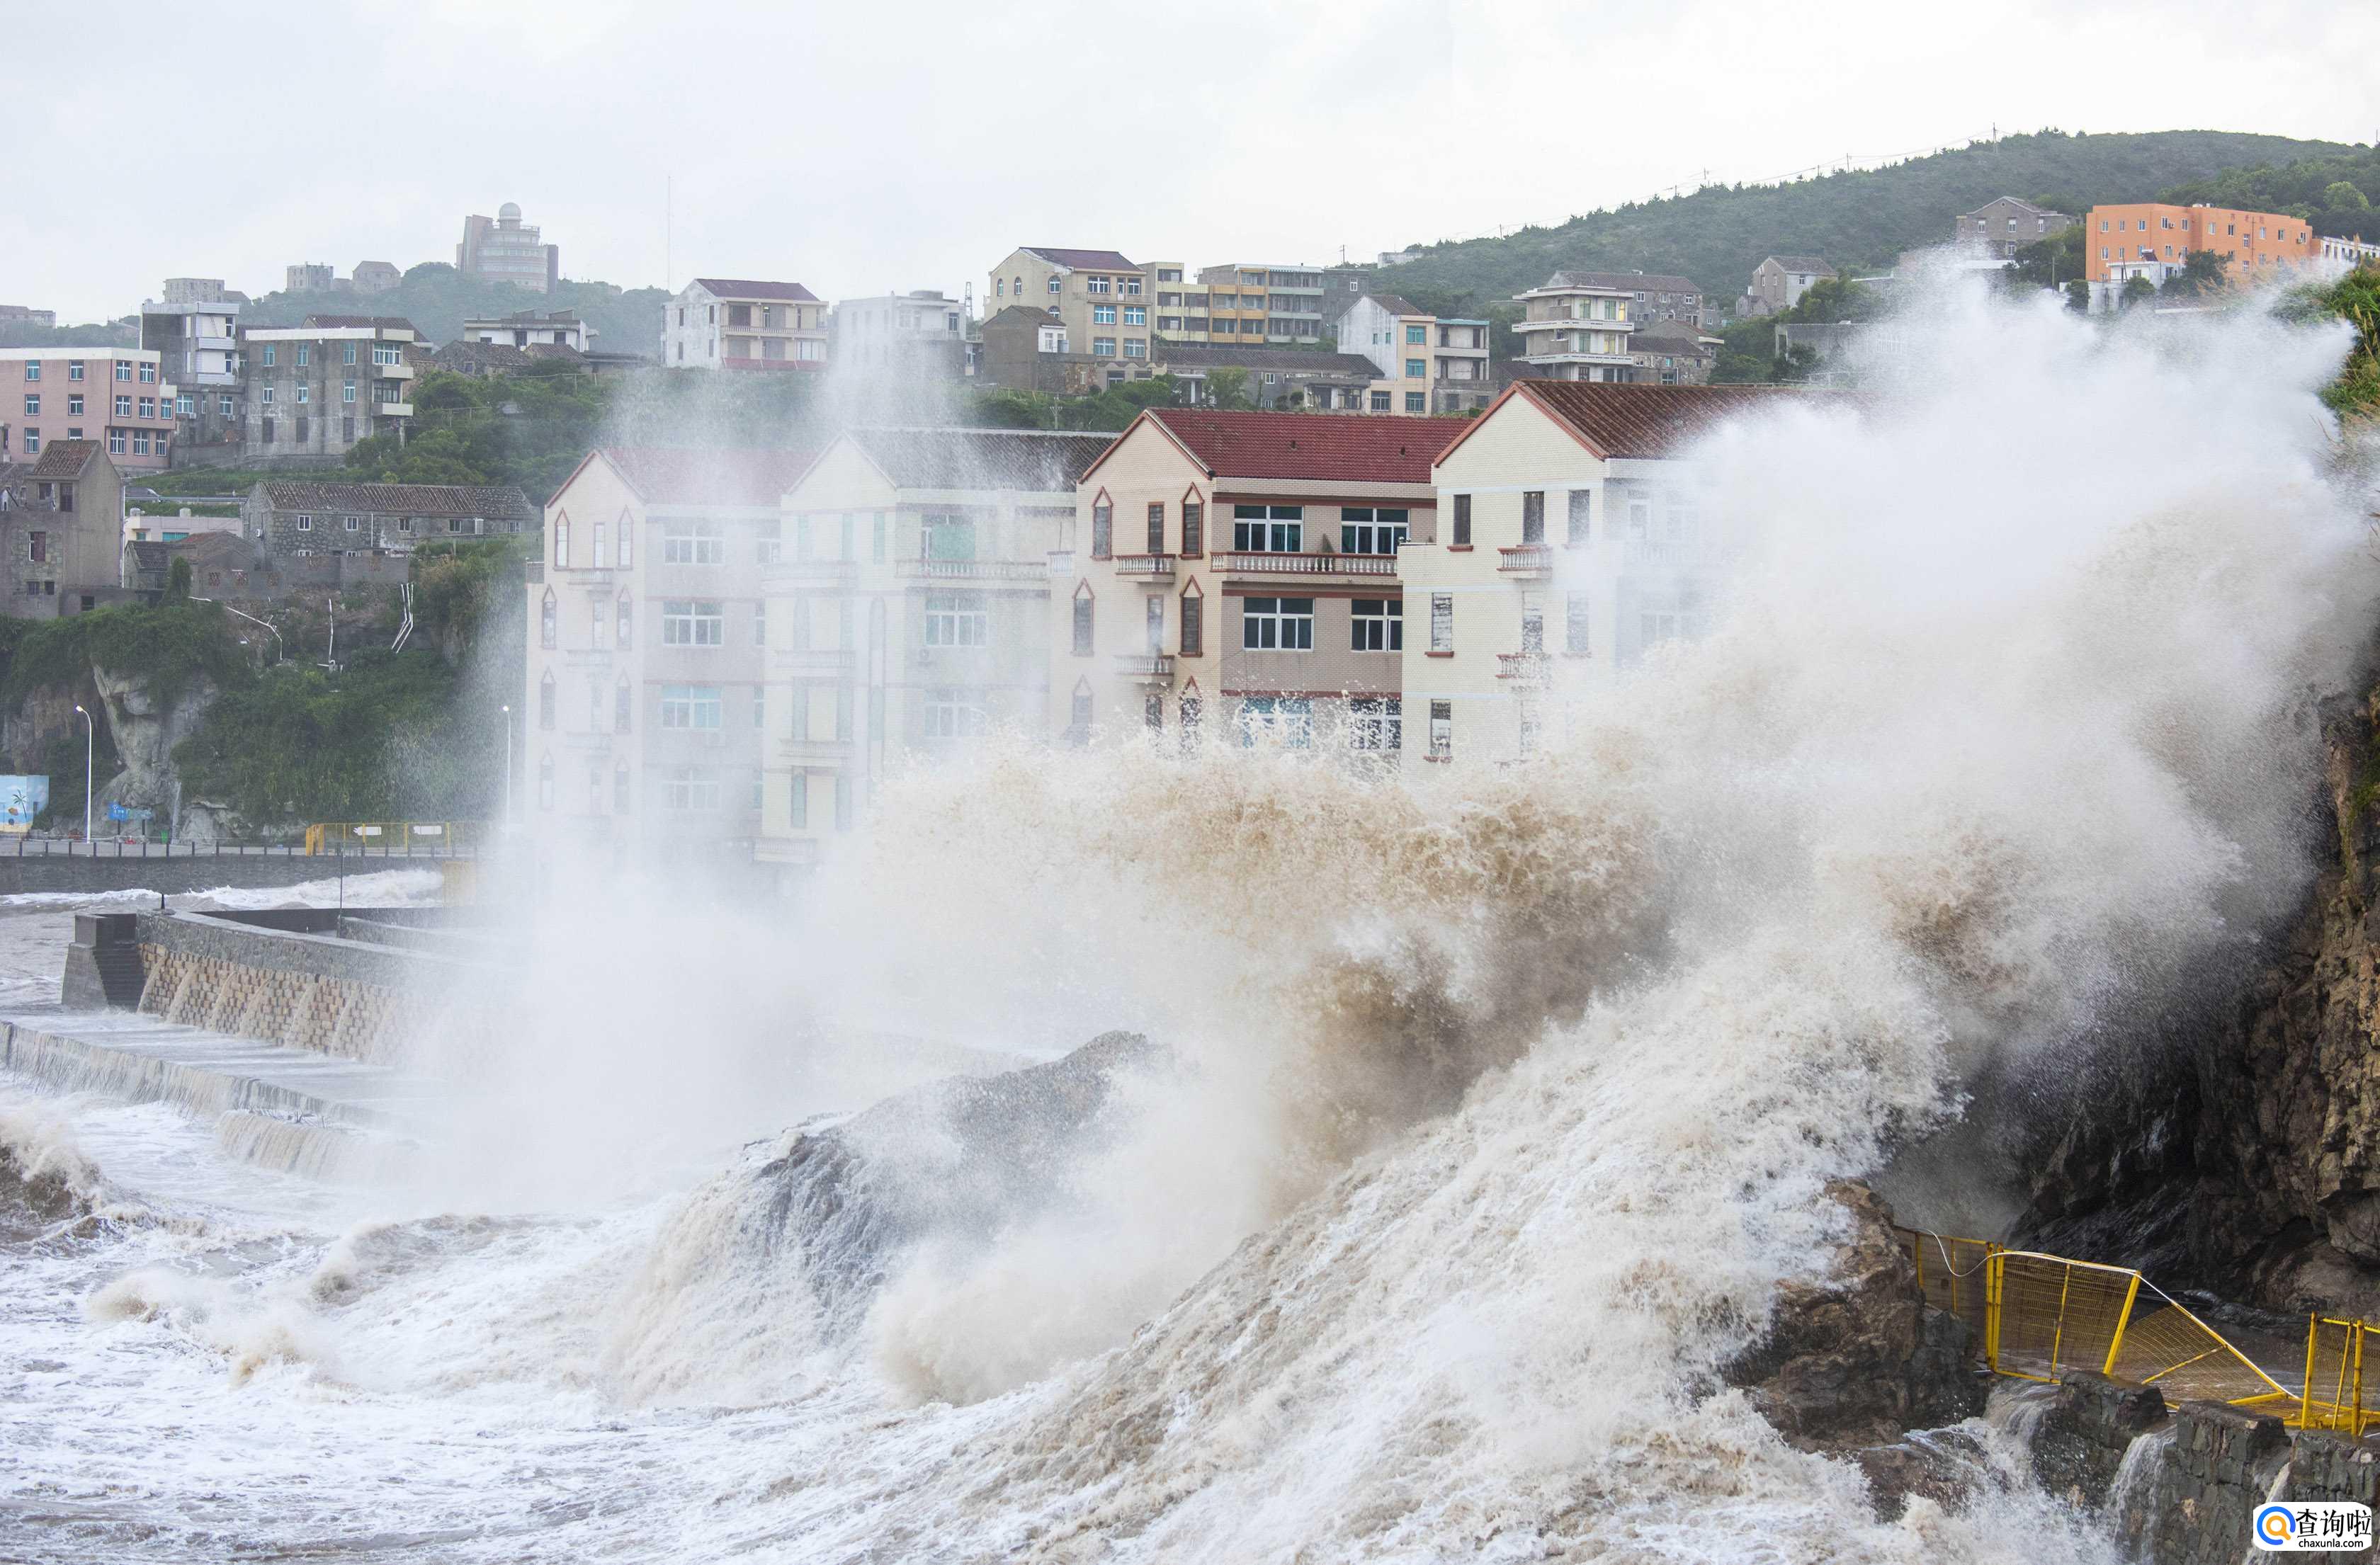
523, 445, 820, 864
1059, 409, 1446, 749
1509, 273, 1640, 382
662, 279, 829, 370
1404, 380, 1824, 764
1335, 293, 1495, 414
985, 248, 1154, 382
752, 428, 1113, 875
1192, 262, 1329, 346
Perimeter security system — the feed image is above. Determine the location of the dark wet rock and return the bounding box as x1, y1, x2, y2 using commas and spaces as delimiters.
1853, 1428, 1996, 1520
1726, 1180, 1987, 1455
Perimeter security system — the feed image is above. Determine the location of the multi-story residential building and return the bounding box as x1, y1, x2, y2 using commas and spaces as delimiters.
662, 279, 828, 370
351, 261, 403, 293
1194, 262, 1328, 346
523, 445, 820, 861
142, 297, 243, 455
242, 480, 535, 554
463, 309, 591, 351
985, 248, 1152, 379
0, 306, 58, 329
0, 440, 128, 613
977, 305, 1121, 395
1739, 256, 1837, 318
2083, 203, 2323, 309
1626, 318, 1721, 386
1404, 381, 1820, 764
162, 279, 244, 307
754, 427, 1112, 874
237, 317, 418, 462
1335, 293, 1495, 413
1146, 345, 1389, 412
1509, 273, 1640, 382
286, 263, 337, 293
1059, 409, 1443, 746
829, 290, 968, 377
0, 348, 178, 472
2319, 234, 2380, 273
1147, 261, 1192, 342
457, 203, 560, 292
1534, 270, 1707, 328
1955, 198, 2073, 259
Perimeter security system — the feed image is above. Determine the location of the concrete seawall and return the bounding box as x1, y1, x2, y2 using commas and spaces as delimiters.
0, 849, 450, 897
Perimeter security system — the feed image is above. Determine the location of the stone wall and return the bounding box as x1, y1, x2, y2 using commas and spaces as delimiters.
0, 848, 426, 897
132, 909, 488, 1064
2032, 1371, 2167, 1509
2132, 1401, 2292, 1564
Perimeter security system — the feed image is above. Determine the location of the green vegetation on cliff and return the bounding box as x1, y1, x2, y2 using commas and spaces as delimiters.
0, 601, 251, 709
236, 263, 670, 358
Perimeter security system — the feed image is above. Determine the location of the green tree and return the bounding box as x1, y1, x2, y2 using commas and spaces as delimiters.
2325, 180, 2372, 215
164, 557, 193, 601
2005, 224, 2086, 292
1205, 366, 1254, 410
2160, 249, 2231, 299
2120, 275, 2157, 310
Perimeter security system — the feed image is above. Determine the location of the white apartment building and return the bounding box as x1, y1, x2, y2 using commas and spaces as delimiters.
662, 279, 829, 370
754, 428, 1111, 876
463, 310, 591, 351
829, 290, 968, 375
1336, 293, 1495, 414
523, 445, 820, 864
1509, 273, 1640, 382
1403, 380, 1825, 764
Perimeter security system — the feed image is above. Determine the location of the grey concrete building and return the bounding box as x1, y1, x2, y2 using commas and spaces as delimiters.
0, 440, 128, 613
830, 290, 968, 378
1739, 256, 1837, 319
1955, 197, 2073, 260
242, 479, 536, 554
238, 316, 420, 463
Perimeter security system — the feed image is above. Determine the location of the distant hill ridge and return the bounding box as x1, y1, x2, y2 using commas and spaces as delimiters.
1378, 129, 2361, 312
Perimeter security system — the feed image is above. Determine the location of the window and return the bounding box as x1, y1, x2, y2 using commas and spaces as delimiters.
924, 693, 987, 740
750, 601, 766, 647
115, 394, 132, 416
923, 590, 988, 647
788, 771, 808, 829
67, 360, 82, 382
873, 512, 887, 563
1092, 305, 1116, 325
1231, 503, 1302, 552
1521, 491, 1546, 545
662, 520, 725, 564
1182, 500, 1203, 557
26, 533, 45, 563
107, 430, 123, 455
555, 518, 570, 566
1236, 695, 1313, 748
19, 429, 34, 455
615, 765, 631, 814
1180, 584, 1203, 656
217, 395, 233, 418
295, 345, 309, 368
616, 680, 633, 733
176, 394, 193, 416
1088, 276, 1111, 295
1565, 593, 1591, 654
20, 395, 35, 416
1627, 494, 1653, 539
1566, 489, 1591, 545
115, 360, 130, 381
1451, 494, 1473, 547
137, 397, 154, 419
665, 768, 721, 812
1092, 338, 1116, 357
618, 518, 633, 568
1123, 339, 1147, 359
1122, 307, 1145, 326
1144, 595, 1164, 654
660, 685, 723, 729
1047, 275, 1060, 295
261, 345, 276, 367
1405, 325, 1427, 345
295, 513, 313, 532
1430, 593, 1453, 651
343, 342, 358, 365
1072, 582, 1094, 654
1351, 598, 1402, 651
1146, 502, 1166, 554
1090, 500, 1112, 559
67, 394, 81, 416
18, 363, 33, 382
1405, 394, 1425, 413
1429, 700, 1452, 758
539, 671, 557, 729
1405, 359, 1427, 379
1339, 508, 1410, 555
1143, 693, 1164, 732
662, 600, 725, 646
1349, 697, 1401, 752
373, 344, 402, 367
342, 514, 361, 533
343, 380, 356, 404
1241, 596, 1314, 651
1123, 277, 1143, 295
834, 775, 853, 831
616, 592, 633, 648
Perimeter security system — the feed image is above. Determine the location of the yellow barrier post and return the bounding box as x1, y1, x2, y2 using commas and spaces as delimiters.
2102, 1271, 2141, 1377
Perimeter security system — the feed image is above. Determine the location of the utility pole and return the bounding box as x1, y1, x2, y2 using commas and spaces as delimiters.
71, 704, 91, 844
500, 704, 513, 823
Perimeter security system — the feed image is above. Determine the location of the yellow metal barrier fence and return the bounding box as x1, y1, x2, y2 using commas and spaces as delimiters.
2299, 1317, 2369, 1436
303, 821, 485, 856
1893, 1228, 2295, 1413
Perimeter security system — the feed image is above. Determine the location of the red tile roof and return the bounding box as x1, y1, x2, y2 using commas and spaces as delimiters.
1136, 409, 1453, 484
691, 278, 820, 303
598, 446, 821, 507
1468, 382, 1836, 463
1023, 247, 1141, 273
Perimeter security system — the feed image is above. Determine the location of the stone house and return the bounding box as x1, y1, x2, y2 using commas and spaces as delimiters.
0, 440, 128, 613
242, 480, 536, 554
1740, 256, 1837, 319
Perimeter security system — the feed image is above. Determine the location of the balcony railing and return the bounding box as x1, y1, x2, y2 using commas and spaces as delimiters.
1622, 539, 1716, 569
771, 648, 855, 677
1214, 551, 1397, 578
782, 736, 854, 767
1498, 545, 1553, 573
373, 402, 414, 419
1113, 652, 1174, 679
374, 362, 415, 380
1111, 553, 1176, 580
895, 557, 1048, 581
1497, 652, 1552, 683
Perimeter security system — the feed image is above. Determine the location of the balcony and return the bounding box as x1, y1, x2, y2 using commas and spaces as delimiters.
1213, 551, 1397, 579
561, 647, 616, 667
1622, 539, 1717, 569
373, 402, 414, 419
771, 647, 855, 677
894, 557, 1049, 582
1112, 652, 1174, 681
1497, 652, 1552, 683
374, 361, 415, 381
1111, 553, 1175, 580
781, 736, 854, 767
562, 729, 616, 750
1498, 545, 1553, 574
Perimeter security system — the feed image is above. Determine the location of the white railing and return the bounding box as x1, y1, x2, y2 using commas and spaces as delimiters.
895, 558, 1048, 581
1498, 545, 1553, 572
1112, 653, 1174, 678
1214, 551, 1397, 577
1497, 652, 1551, 682
1111, 553, 1177, 579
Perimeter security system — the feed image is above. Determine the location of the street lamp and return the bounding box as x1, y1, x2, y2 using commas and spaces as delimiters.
70, 704, 91, 846
500, 704, 512, 824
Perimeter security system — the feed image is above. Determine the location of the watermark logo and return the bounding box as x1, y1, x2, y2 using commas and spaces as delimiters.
2256, 1501, 2374, 1552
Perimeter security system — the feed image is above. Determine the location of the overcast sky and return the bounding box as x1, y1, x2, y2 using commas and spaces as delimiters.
9, 0, 2376, 324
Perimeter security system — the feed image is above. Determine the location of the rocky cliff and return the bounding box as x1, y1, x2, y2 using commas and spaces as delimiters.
90, 662, 217, 834
2022, 677, 2380, 1317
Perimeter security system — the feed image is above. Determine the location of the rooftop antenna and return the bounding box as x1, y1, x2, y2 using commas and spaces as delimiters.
665, 175, 672, 292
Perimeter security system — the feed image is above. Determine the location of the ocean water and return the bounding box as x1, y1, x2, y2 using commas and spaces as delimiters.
2, 285, 2371, 1562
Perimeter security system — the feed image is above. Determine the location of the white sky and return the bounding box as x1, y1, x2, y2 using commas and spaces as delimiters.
8, 0, 2377, 324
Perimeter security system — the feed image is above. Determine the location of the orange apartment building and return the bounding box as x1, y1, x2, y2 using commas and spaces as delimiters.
2085, 203, 2319, 308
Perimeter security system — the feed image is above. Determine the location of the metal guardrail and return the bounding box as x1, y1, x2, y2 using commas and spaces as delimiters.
302, 821, 486, 856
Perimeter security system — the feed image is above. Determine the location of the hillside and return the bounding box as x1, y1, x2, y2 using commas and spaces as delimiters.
236, 263, 670, 355
1378, 129, 2359, 315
